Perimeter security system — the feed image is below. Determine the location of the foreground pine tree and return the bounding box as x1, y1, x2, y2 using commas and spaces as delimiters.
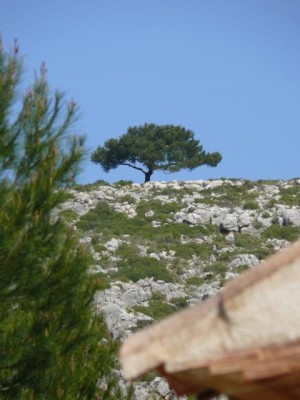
0, 41, 129, 399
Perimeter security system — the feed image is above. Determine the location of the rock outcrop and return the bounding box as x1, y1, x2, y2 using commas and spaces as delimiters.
59, 178, 300, 399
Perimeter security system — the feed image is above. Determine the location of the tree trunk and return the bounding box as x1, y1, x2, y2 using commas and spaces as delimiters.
144, 170, 153, 183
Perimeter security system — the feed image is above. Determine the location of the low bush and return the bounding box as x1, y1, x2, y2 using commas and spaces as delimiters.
117, 194, 136, 204
234, 233, 261, 249
132, 319, 153, 331
141, 371, 159, 383
262, 225, 300, 242
175, 242, 213, 260
261, 211, 271, 218
153, 186, 182, 197
218, 251, 233, 262
77, 202, 147, 238
170, 297, 189, 310
72, 179, 110, 191
151, 291, 166, 301
59, 209, 78, 223
57, 190, 75, 202
114, 245, 174, 283
116, 258, 173, 283
266, 199, 277, 209
254, 245, 274, 260
136, 199, 180, 222
186, 276, 206, 286
243, 199, 259, 210
114, 180, 133, 187
199, 182, 258, 208
236, 265, 250, 273
203, 262, 227, 277
252, 220, 264, 230
93, 243, 108, 253
279, 186, 300, 206
90, 272, 111, 291
134, 300, 175, 320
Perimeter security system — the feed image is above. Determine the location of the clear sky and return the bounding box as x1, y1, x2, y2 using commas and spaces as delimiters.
1, 0, 299, 183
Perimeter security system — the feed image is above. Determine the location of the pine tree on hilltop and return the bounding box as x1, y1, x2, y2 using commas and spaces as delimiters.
91, 123, 222, 183
0, 40, 129, 399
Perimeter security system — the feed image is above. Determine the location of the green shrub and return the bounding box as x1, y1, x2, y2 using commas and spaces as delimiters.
134, 300, 175, 320
151, 291, 166, 301
234, 233, 261, 249
93, 243, 108, 253
155, 223, 220, 242
59, 209, 78, 223
153, 233, 178, 246
236, 265, 250, 273
234, 233, 274, 259
175, 242, 213, 259
57, 190, 75, 202
194, 197, 215, 206
114, 180, 133, 187
211, 232, 227, 249
243, 199, 259, 210
279, 186, 300, 206
136, 199, 180, 222
116, 243, 140, 260
114, 245, 174, 283
262, 225, 300, 242
141, 371, 159, 383
77, 202, 146, 238
266, 199, 277, 209
252, 220, 263, 229
254, 245, 274, 260
72, 179, 110, 191
170, 297, 189, 310
95, 179, 111, 186
132, 319, 153, 331
261, 211, 271, 218
199, 182, 258, 208
116, 257, 173, 283
218, 251, 233, 262
77, 202, 114, 231
91, 272, 111, 291
117, 194, 136, 204
155, 186, 181, 197
186, 276, 206, 286
77, 201, 221, 251
204, 262, 227, 277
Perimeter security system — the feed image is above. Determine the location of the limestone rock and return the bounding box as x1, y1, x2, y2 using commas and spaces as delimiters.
105, 238, 123, 251
225, 232, 235, 243
150, 377, 171, 397
184, 209, 211, 225
280, 208, 300, 227
237, 212, 253, 228
189, 282, 221, 305
229, 254, 259, 269
145, 210, 154, 217
221, 214, 239, 232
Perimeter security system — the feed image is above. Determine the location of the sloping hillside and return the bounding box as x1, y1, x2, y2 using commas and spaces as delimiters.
59, 178, 300, 399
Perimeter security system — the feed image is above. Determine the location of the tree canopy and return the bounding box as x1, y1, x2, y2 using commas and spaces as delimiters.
91, 123, 222, 182
0, 41, 128, 399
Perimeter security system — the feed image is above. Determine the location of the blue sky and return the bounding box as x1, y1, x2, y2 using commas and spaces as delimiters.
1, 0, 299, 183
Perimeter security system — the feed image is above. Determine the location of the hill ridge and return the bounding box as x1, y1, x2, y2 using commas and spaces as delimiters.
59, 178, 300, 399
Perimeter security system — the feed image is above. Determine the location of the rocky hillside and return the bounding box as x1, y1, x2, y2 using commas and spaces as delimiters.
58, 178, 300, 399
